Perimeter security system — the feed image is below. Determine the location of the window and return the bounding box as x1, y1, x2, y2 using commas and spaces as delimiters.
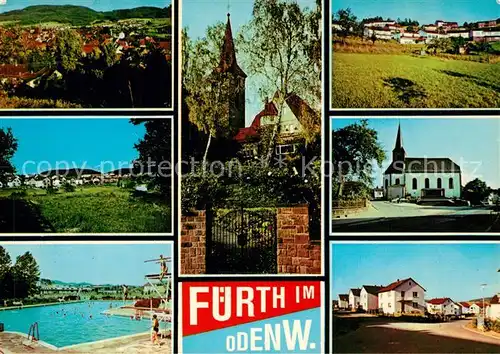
449, 178, 454, 189
425, 178, 430, 188
395, 178, 400, 185
412, 302, 418, 308
413, 292, 418, 298
401, 291, 405, 297
388, 303, 392, 308
412, 178, 417, 190
437, 178, 442, 189
409, 281, 412, 285
275, 144, 296, 155
385, 180, 389, 189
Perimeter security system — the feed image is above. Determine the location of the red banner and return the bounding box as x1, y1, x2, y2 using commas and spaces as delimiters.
182, 281, 321, 336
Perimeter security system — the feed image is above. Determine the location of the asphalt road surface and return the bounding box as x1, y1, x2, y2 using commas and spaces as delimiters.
334, 317, 500, 353
332, 201, 499, 232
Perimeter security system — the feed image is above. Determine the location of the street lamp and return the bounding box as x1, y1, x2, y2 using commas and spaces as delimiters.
481, 283, 487, 317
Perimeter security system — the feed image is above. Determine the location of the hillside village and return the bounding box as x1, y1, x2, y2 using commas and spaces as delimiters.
0, 5, 172, 108
0, 168, 154, 189
335, 277, 500, 322
0, 22, 171, 85
333, 17, 500, 45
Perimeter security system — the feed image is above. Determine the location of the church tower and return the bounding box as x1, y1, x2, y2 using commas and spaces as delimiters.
392, 123, 406, 164
215, 13, 247, 130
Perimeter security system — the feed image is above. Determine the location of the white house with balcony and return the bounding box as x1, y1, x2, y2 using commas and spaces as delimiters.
378, 277, 426, 315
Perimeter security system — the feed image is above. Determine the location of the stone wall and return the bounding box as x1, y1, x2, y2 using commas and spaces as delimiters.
180, 210, 206, 275
276, 205, 321, 274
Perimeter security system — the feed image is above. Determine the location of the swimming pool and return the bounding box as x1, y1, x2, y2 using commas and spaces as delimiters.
0, 301, 162, 348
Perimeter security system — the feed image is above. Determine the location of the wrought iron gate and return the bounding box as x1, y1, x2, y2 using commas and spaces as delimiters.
206, 207, 277, 274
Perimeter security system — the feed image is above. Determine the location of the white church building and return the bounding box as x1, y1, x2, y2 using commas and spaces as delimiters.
383, 124, 461, 200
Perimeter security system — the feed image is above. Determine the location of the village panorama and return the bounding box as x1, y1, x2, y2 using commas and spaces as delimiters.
0, 3, 172, 108
331, 4, 500, 108
0, 118, 172, 234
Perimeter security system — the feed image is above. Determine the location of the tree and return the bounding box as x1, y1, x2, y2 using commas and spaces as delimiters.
0, 246, 12, 300
334, 8, 358, 43
304, 0, 322, 76
332, 120, 386, 198
54, 29, 83, 72
463, 178, 489, 205
131, 118, 172, 194
0, 127, 18, 183
451, 36, 467, 54
240, 0, 320, 165
370, 32, 377, 44
11, 252, 40, 299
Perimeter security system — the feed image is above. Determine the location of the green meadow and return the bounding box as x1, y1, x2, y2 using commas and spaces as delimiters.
0, 186, 171, 233
332, 53, 500, 108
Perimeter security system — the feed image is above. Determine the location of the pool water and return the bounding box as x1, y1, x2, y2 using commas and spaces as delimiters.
0, 301, 162, 348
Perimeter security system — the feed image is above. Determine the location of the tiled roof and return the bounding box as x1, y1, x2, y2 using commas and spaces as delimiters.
233, 101, 277, 142
385, 157, 461, 174
378, 277, 426, 293
339, 294, 348, 301
350, 288, 361, 297
362, 285, 382, 295
427, 297, 451, 305
459, 301, 471, 308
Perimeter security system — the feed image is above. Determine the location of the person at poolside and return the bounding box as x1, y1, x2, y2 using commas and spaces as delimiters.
122, 285, 128, 301
158, 255, 168, 282
151, 314, 160, 345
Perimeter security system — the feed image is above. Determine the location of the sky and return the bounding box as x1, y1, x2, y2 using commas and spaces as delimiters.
332, 0, 500, 26
182, 0, 317, 126
0, 118, 146, 175
331, 243, 500, 301
0, 0, 171, 13
331, 118, 500, 189
2, 243, 172, 286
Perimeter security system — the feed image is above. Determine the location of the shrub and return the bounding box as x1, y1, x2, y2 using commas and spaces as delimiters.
10, 189, 28, 199
123, 179, 136, 189
63, 183, 76, 192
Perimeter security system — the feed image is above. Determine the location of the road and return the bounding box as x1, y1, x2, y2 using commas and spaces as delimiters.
332, 201, 499, 232
334, 317, 500, 353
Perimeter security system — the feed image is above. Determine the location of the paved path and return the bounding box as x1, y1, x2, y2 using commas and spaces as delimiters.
332, 202, 498, 232
334, 318, 500, 353
0, 332, 171, 353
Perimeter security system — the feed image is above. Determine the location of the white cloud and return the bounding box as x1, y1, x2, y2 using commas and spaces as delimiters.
0, 0, 6, 5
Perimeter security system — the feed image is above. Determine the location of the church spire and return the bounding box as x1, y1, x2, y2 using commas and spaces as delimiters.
392, 122, 406, 163
394, 122, 403, 150
217, 13, 247, 78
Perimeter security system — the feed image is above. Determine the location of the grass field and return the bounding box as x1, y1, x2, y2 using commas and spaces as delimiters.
0, 186, 171, 233
332, 52, 500, 108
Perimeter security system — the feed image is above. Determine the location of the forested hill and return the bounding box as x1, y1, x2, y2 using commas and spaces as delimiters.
0, 5, 171, 26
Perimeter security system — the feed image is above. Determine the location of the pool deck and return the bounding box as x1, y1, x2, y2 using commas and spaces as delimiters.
0, 301, 84, 312
0, 331, 172, 353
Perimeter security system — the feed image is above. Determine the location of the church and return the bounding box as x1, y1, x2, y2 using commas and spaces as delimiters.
383, 124, 462, 200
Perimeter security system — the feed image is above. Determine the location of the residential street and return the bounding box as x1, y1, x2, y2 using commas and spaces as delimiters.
334, 316, 500, 353
332, 201, 499, 232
